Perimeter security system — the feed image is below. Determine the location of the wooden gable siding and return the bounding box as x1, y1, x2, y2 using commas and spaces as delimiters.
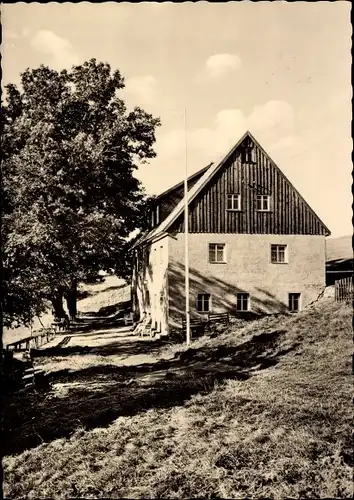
171, 142, 327, 235
157, 170, 206, 224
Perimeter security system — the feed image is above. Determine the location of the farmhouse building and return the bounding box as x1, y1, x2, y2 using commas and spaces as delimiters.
131, 131, 331, 336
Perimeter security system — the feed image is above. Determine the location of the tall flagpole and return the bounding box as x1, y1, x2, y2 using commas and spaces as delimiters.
184, 107, 191, 346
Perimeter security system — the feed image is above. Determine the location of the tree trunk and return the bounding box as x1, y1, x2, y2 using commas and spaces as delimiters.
66, 280, 77, 321
51, 290, 66, 319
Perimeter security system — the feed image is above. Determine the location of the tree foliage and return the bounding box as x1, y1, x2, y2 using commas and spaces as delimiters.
2, 59, 160, 328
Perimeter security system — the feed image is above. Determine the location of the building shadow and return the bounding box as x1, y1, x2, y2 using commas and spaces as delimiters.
168, 261, 291, 325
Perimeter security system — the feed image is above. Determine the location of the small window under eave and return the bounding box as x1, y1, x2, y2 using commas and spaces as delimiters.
241, 147, 255, 164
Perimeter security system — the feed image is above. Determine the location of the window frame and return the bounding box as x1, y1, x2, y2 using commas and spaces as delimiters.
236, 293, 250, 312
241, 147, 255, 164
226, 193, 242, 211
270, 244, 288, 264
256, 194, 271, 212
288, 293, 301, 312
208, 243, 226, 264
150, 206, 160, 227
196, 293, 212, 313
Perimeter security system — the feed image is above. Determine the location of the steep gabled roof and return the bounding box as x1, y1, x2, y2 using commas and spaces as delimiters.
132, 130, 330, 248
156, 163, 212, 200
247, 132, 331, 236
131, 163, 214, 250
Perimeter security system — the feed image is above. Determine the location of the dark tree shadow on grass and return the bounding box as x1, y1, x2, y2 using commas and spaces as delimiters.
2, 328, 298, 457
31, 336, 174, 360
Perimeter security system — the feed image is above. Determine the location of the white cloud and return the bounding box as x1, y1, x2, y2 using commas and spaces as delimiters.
3, 27, 31, 41
189, 101, 294, 163
137, 98, 352, 237
137, 100, 296, 194
249, 100, 293, 134
205, 53, 242, 79
31, 30, 79, 69
123, 75, 157, 105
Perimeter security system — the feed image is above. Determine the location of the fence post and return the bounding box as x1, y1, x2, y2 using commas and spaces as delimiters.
335, 277, 353, 303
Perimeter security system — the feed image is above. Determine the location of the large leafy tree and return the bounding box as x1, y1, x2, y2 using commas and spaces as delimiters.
2, 59, 160, 328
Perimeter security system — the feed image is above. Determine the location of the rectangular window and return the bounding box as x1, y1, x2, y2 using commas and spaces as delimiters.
150, 206, 159, 227
288, 293, 301, 312
256, 194, 270, 211
159, 245, 163, 265
196, 293, 211, 313
209, 243, 226, 263
227, 194, 241, 211
241, 148, 254, 164
271, 244, 288, 263
236, 293, 249, 311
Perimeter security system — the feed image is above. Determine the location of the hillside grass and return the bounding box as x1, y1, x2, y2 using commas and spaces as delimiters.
3, 298, 352, 499
78, 275, 130, 314
3, 276, 129, 347
326, 235, 352, 261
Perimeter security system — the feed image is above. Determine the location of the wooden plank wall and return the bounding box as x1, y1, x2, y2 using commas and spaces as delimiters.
171, 142, 328, 235
156, 170, 206, 226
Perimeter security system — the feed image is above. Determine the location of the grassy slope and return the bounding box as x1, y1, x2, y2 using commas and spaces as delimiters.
78, 275, 130, 313
326, 235, 352, 261
3, 276, 130, 346
4, 236, 350, 346
4, 298, 352, 499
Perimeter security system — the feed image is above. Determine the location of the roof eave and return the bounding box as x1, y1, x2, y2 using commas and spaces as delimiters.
156, 163, 212, 200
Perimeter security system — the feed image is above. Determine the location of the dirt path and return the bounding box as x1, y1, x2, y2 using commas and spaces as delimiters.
3, 319, 293, 458
3, 275, 128, 347
34, 325, 168, 368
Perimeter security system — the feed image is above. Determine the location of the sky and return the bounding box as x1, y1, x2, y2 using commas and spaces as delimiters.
2, 1, 352, 238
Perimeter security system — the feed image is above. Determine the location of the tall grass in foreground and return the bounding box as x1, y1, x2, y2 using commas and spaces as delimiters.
4, 299, 352, 499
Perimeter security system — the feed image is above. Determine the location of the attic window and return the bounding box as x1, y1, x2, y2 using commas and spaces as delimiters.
226, 194, 241, 211
241, 147, 255, 164
256, 194, 270, 211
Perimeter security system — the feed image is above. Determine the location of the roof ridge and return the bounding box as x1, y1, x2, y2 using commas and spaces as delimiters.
246, 131, 331, 235
132, 130, 330, 247
141, 131, 249, 242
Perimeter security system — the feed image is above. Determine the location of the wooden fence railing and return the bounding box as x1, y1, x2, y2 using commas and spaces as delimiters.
335, 277, 353, 302
6, 329, 56, 352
